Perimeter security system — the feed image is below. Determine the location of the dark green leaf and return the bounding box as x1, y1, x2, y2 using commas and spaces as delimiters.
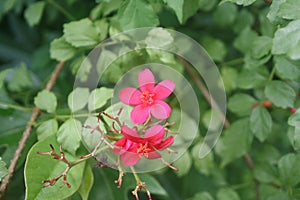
0, 69, 12, 88
0, 157, 8, 182
228, 93, 257, 116
50, 37, 78, 62
25, 135, 85, 200
8, 63, 33, 92
173, 151, 192, 177
213, 2, 237, 27
118, 0, 159, 30
192, 144, 215, 175
192, 192, 214, 200
278, 0, 300, 20
250, 106, 272, 142
234, 26, 258, 54
57, 118, 82, 155
265, 81, 296, 108
34, 90, 57, 113
278, 153, 300, 186
36, 119, 58, 141
267, 190, 291, 200
216, 188, 240, 200
78, 164, 94, 200
68, 87, 89, 112
201, 36, 226, 62
24, 1, 45, 26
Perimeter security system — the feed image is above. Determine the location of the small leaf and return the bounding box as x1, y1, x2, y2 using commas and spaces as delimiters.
118, 0, 159, 30
25, 135, 85, 200
288, 109, 300, 127
173, 151, 192, 177
0, 157, 8, 182
81, 116, 105, 150
36, 119, 58, 141
215, 119, 252, 167
228, 93, 257, 116
24, 1, 45, 26
251, 36, 272, 59
278, 153, 300, 186
250, 106, 272, 142
267, 0, 285, 23
88, 87, 113, 111
220, 66, 238, 92
145, 28, 173, 48
274, 56, 300, 81
221, 0, 256, 6
216, 188, 240, 200
265, 81, 296, 108
201, 36, 226, 62
8, 63, 33, 92
34, 90, 57, 113
234, 26, 258, 54
272, 19, 300, 60
64, 18, 99, 47
213, 2, 237, 27
68, 87, 90, 112
57, 119, 82, 155
278, 0, 300, 20
237, 69, 267, 89
78, 164, 94, 200
50, 37, 78, 62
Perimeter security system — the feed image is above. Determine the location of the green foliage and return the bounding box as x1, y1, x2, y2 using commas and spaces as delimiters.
0, 157, 8, 182
250, 106, 272, 142
24, 1, 45, 27
34, 90, 57, 113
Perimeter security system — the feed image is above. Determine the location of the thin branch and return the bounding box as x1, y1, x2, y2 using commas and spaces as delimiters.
181, 58, 260, 200
0, 62, 65, 199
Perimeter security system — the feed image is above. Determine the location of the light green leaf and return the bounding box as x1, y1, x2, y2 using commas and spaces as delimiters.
118, 0, 159, 30
145, 28, 173, 48
278, 0, 300, 20
278, 153, 300, 186
78, 164, 94, 200
88, 87, 113, 111
228, 93, 257, 116
221, 0, 256, 6
8, 63, 33, 92
234, 26, 258, 54
24, 1, 45, 26
251, 36, 272, 59
192, 192, 214, 200
164, 0, 184, 23
70, 55, 92, 82
192, 144, 215, 175
272, 19, 300, 60
68, 87, 90, 112
37, 119, 58, 141
250, 106, 272, 142
267, 0, 285, 24
220, 66, 237, 92
217, 188, 240, 200
25, 135, 85, 200
288, 127, 300, 151
215, 119, 252, 167
265, 81, 296, 108
50, 37, 78, 62
0, 157, 8, 182
237, 69, 267, 89
201, 36, 226, 62
57, 119, 82, 155
81, 116, 105, 150
173, 151, 192, 177
288, 109, 300, 127
274, 56, 300, 81
34, 90, 57, 113
253, 163, 280, 184
64, 18, 99, 47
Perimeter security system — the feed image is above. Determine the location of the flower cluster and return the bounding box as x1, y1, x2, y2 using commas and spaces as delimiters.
116, 68, 176, 166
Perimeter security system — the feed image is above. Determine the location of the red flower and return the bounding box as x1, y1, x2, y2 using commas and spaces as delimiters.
120, 68, 175, 124
113, 125, 174, 166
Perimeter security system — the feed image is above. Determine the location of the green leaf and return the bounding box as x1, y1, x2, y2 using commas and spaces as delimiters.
78, 164, 94, 200
145, 28, 173, 48
253, 163, 280, 184
118, 0, 159, 30
267, 190, 291, 200
192, 144, 215, 175
233, 10, 254, 33
278, 0, 300, 20
237, 69, 267, 89
25, 135, 85, 200
202, 109, 224, 132
250, 106, 272, 142
24, 1, 45, 26
50, 37, 78, 62
88, 87, 113, 111
215, 119, 252, 167
272, 19, 300, 60
274, 56, 300, 81
0, 157, 8, 182
228, 93, 257, 116
68, 87, 90, 112
36, 119, 58, 141
164, 0, 184, 23
192, 192, 214, 200
63, 18, 99, 47
220, 66, 238, 92
251, 36, 272, 59
70, 55, 92, 82
288, 109, 300, 127
34, 90, 57, 113
201, 36, 226, 62
265, 81, 296, 108
234, 26, 258, 54
217, 188, 240, 200
0, 69, 12, 88
278, 153, 300, 186
267, 0, 285, 24
57, 118, 82, 155
173, 151, 192, 177
288, 127, 300, 151
221, 0, 256, 6
8, 63, 33, 92
213, 2, 237, 27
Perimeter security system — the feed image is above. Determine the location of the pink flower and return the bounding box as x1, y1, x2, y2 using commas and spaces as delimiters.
120, 69, 175, 124
113, 125, 174, 166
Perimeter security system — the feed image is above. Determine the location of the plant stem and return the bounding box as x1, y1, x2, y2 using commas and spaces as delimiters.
221, 57, 244, 66
268, 66, 276, 82
0, 102, 31, 112
131, 166, 141, 184
46, 0, 75, 21
55, 112, 98, 119
0, 62, 65, 200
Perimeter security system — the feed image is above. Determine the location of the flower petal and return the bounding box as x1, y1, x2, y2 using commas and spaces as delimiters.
147, 151, 161, 159
139, 69, 155, 92
121, 152, 141, 166
144, 125, 165, 144
153, 80, 175, 100
151, 100, 171, 119
121, 125, 143, 142
119, 88, 141, 105
131, 105, 151, 124
156, 136, 174, 150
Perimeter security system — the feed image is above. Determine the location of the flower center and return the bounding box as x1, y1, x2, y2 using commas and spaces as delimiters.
136, 143, 151, 158
140, 91, 155, 105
